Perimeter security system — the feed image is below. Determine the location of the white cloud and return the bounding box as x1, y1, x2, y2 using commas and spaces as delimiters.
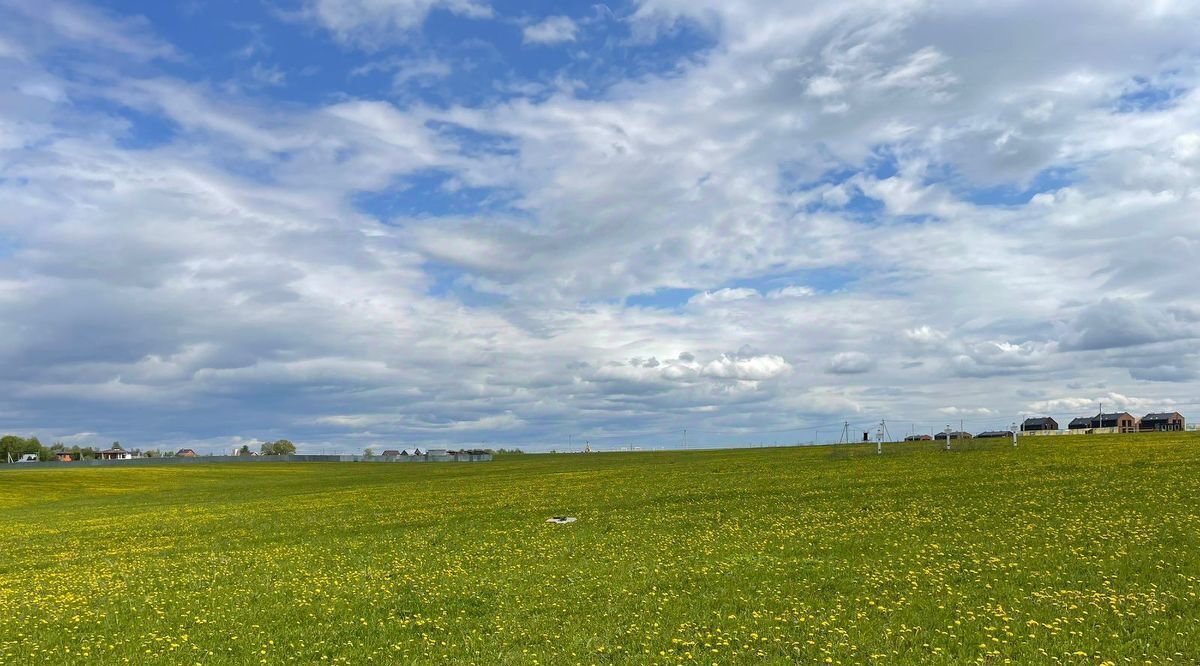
522, 15, 578, 45
701, 353, 791, 380
4, 0, 1200, 450
301, 0, 492, 48
826, 352, 874, 375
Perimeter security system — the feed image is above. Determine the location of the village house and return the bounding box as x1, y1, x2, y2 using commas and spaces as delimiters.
940, 431, 973, 440
976, 431, 1014, 439
1140, 412, 1185, 431
176, 448, 197, 457
1069, 412, 1139, 431
98, 448, 134, 460
380, 449, 401, 458
1021, 417, 1058, 431
54, 451, 74, 462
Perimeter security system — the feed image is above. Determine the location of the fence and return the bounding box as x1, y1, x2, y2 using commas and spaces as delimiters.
1, 452, 492, 470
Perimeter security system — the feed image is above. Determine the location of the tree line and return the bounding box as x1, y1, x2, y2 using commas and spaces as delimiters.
0, 436, 166, 461
3, 436, 298, 461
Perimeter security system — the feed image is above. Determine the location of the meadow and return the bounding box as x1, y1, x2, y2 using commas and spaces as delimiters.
2, 433, 1200, 664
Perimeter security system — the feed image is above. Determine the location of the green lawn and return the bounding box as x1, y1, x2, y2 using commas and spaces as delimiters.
2, 434, 1200, 664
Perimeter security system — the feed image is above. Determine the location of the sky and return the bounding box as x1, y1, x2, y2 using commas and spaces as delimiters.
2, 0, 1200, 454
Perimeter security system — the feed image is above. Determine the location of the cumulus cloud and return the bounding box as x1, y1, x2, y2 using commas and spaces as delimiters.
2, 0, 1200, 451
1060, 298, 1196, 351
701, 353, 791, 381
522, 15, 577, 45
826, 352, 874, 375
300, 0, 491, 48
1028, 392, 1173, 414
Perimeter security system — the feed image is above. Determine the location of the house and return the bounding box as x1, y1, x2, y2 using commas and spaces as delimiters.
939, 431, 973, 440
406, 448, 423, 456
904, 434, 932, 441
976, 431, 1014, 439
176, 448, 197, 457
426, 448, 448, 457
380, 449, 401, 458
1021, 417, 1058, 431
98, 448, 133, 460
54, 451, 74, 462
1093, 412, 1138, 430
1068, 417, 1091, 430
1140, 412, 1185, 431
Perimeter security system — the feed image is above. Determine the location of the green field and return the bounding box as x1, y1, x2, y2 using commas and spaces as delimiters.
3, 434, 1200, 664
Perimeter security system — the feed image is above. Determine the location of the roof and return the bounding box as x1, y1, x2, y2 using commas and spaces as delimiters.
99, 448, 127, 454
1143, 412, 1183, 420
380, 450, 401, 456
176, 448, 196, 454
976, 431, 1013, 438
1095, 412, 1134, 419
1022, 417, 1056, 425
1068, 417, 1091, 425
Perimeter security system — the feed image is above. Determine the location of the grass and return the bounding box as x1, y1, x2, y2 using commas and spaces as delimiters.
2, 433, 1200, 664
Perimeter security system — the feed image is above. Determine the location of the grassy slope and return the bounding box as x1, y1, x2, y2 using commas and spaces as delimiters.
1, 434, 1199, 664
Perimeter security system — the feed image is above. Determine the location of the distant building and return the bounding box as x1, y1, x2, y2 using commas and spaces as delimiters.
976, 431, 1013, 439
381, 449, 401, 458
904, 434, 932, 441
1068, 412, 1139, 431
426, 448, 448, 457
54, 451, 74, 462
1140, 412, 1185, 431
1021, 417, 1058, 431
939, 431, 973, 440
98, 449, 133, 460
176, 449, 197, 457
1096, 412, 1138, 430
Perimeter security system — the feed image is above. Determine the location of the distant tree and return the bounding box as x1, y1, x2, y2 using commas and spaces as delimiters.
239, 444, 251, 456
79, 446, 97, 460
261, 439, 296, 456
363, 447, 375, 458
0, 435, 26, 461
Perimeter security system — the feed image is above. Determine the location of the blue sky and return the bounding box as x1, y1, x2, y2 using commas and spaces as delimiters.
2, 0, 1200, 453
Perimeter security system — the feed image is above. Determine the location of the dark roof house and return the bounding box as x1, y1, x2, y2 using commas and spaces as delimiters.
1069, 412, 1139, 431
1021, 417, 1058, 431
976, 431, 1014, 439
1140, 412, 1185, 431
1094, 412, 1138, 430
381, 449, 401, 457
939, 431, 973, 440
176, 448, 197, 457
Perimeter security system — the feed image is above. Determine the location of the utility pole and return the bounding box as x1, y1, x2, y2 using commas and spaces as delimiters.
682, 428, 687, 450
